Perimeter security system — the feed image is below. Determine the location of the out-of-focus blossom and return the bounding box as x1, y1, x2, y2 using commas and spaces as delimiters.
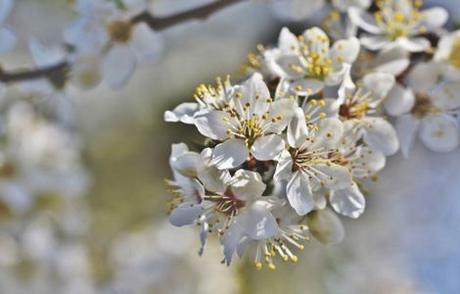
65, 0, 163, 89
386, 61, 460, 156
107, 222, 240, 294
268, 0, 325, 22
0, 0, 16, 55
0, 102, 88, 214
349, 0, 448, 52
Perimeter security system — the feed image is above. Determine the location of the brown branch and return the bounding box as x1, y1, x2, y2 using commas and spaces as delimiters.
0, 0, 247, 84
132, 0, 246, 30
0, 62, 69, 83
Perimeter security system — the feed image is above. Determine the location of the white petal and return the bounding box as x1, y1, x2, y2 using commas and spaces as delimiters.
265, 98, 297, 134
273, 55, 305, 79
273, 150, 294, 182
169, 204, 203, 227
397, 37, 431, 53
198, 222, 209, 256
251, 134, 285, 161
352, 146, 386, 177
362, 72, 395, 101
395, 114, 420, 158
330, 183, 365, 218
360, 34, 389, 50
29, 38, 66, 67
421, 7, 448, 29
312, 163, 352, 190
287, 107, 308, 148
348, 7, 382, 34
419, 114, 459, 153
212, 138, 249, 169
241, 73, 271, 116
307, 208, 345, 244
171, 152, 203, 178
164, 102, 199, 124
363, 117, 399, 156
310, 118, 345, 149
333, 0, 371, 11
303, 27, 330, 54
432, 82, 460, 111
0, 0, 13, 23
230, 170, 266, 201
194, 110, 230, 140
103, 45, 137, 90
372, 45, 410, 76
407, 61, 440, 93
239, 201, 278, 240
290, 78, 324, 96
330, 37, 360, 64
278, 27, 300, 54
131, 23, 163, 62
0, 27, 15, 54
221, 222, 244, 266
384, 84, 415, 116
286, 171, 315, 215
198, 166, 229, 194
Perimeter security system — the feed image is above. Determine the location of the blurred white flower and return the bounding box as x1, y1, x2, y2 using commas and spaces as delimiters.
332, 0, 371, 12
0, 102, 88, 214
272, 27, 360, 95
0, 0, 16, 54
349, 0, 447, 52
65, 0, 163, 89
387, 61, 460, 156
268, 0, 325, 22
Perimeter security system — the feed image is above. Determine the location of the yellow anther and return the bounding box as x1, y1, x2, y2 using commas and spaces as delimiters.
268, 263, 276, 271
319, 112, 326, 119
290, 255, 298, 263
319, 100, 326, 107
255, 262, 262, 270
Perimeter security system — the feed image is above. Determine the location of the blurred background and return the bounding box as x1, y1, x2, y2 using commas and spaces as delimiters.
0, 0, 460, 293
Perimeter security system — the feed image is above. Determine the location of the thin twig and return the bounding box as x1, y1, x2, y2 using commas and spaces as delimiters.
0, 0, 247, 83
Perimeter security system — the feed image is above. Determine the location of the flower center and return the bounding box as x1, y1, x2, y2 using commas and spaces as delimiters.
305, 52, 332, 80
411, 93, 439, 118
107, 21, 133, 43
339, 100, 369, 119
374, 0, 423, 41
448, 38, 460, 68
206, 189, 245, 217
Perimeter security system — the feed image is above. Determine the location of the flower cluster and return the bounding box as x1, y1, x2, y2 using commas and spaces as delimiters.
166, 0, 460, 269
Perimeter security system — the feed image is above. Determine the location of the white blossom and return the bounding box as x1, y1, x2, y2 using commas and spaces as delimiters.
386, 61, 460, 156
349, 0, 447, 52
65, 0, 163, 89
272, 27, 360, 95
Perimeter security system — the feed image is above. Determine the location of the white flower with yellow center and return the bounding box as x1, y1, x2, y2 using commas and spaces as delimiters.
274, 106, 353, 216
349, 0, 448, 52
194, 73, 296, 169
65, 0, 163, 89
164, 76, 236, 125
231, 204, 310, 270
168, 146, 279, 260
326, 121, 387, 219
334, 72, 399, 156
385, 61, 460, 156
272, 27, 360, 96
